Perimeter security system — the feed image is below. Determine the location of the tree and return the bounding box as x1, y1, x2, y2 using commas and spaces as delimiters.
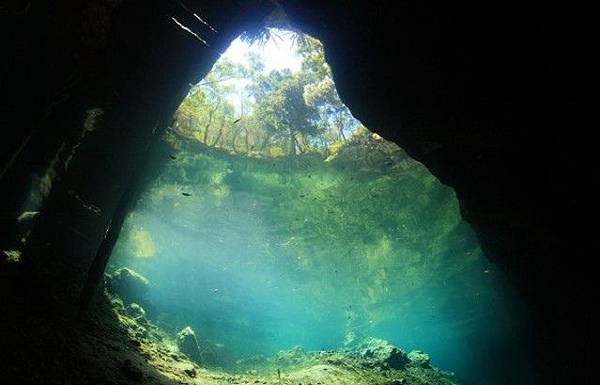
299, 36, 358, 145
172, 59, 240, 147
172, 31, 360, 157
252, 70, 319, 155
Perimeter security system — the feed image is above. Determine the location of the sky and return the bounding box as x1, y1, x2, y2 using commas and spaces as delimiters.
212, 29, 302, 113
221, 29, 302, 73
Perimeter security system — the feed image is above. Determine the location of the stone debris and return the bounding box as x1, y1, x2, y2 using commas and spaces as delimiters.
177, 326, 203, 364
408, 350, 431, 368
105, 267, 150, 305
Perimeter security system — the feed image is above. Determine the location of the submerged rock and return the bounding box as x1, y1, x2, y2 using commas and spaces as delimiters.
106, 267, 150, 304
110, 295, 125, 312
357, 337, 409, 369
2, 250, 22, 263
407, 350, 431, 368
127, 303, 146, 319
17, 211, 39, 223
177, 326, 202, 364
276, 345, 307, 366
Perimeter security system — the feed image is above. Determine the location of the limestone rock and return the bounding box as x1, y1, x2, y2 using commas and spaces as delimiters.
177, 326, 202, 364
275, 345, 307, 366
106, 267, 150, 304
407, 350, 431, 368
127, 303, 146, 319
357, 337, 409, 369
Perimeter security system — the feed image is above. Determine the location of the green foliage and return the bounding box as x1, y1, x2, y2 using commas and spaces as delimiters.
172, 62, 237, 148
253, 71, 319, 155
296, 35, 331, 79
170, 30, 359, 157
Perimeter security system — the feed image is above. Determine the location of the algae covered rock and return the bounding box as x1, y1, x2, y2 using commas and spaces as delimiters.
357, 337, 409, 369
407, 350, 431, 368
275, 345, 308, 366
106, 267, 150, 304
127, 303, 146, 319
177, 326, 202, 364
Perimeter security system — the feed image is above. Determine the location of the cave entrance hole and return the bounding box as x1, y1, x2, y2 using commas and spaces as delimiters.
104, 28, 529, 383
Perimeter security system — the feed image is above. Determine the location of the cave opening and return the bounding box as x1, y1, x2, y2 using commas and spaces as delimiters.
100, 28, 533, 385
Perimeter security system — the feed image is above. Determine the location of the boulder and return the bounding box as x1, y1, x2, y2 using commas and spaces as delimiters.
177, 326, 202, 364
357, 337, 409, 369
407, 350, 431, 368
127, 303, 146, 319
275, 345, 307, 365
106, 267, 150, 304
110, 295, 125, 313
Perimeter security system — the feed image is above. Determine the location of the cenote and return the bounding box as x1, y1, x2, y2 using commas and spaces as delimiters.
102, 29, 534, 385
2, 3, 590, 385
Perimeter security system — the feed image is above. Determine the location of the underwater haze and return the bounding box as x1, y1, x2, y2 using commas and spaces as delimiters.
108, 30, 534, 385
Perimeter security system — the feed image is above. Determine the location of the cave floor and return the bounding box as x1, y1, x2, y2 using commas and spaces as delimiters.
0, 270, 455, 385
97, 293, 456, 385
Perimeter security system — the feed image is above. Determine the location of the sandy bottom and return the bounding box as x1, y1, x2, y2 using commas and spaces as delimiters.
0, 287, 458, 385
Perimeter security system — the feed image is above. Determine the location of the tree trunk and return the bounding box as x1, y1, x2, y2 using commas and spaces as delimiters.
260, 132, 272, 152
211, 118, 226, 147
244, 127, 251, 152
231, 125, 242, 153
289, 127, 296, 156
295, 134, 306, 154
202, 106, 216, 144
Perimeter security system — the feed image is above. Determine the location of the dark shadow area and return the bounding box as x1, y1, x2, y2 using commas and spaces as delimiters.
0, 265, 187, 385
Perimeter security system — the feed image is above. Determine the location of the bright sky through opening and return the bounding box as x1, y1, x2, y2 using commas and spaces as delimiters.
211, 29, 302, 113
223, 30, 302, 73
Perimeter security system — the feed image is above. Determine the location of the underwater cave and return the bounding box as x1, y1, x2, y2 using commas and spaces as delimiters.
0, 2, 592, 385
103, 30, 534, 384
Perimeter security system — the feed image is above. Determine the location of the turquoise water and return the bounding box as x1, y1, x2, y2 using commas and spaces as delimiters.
109, 135, 534, 384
